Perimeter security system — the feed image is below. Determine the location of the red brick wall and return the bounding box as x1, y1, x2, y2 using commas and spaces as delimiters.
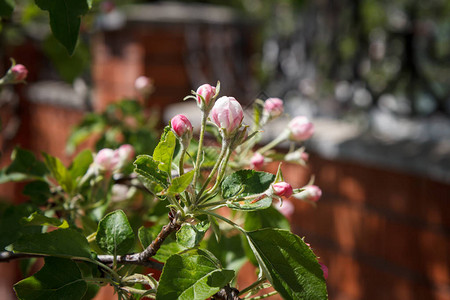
262, 155, 450, 300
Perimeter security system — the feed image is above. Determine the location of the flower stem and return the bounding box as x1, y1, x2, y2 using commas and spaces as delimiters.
197, 139, 228, 201
199, 146, 232, 203
239, 277, 267, 296
196, 210, 245, 233
257, 129, 289, 154
192, 111, 208, 194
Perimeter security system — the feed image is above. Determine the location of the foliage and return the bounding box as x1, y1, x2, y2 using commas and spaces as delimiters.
0, 83, 327, 300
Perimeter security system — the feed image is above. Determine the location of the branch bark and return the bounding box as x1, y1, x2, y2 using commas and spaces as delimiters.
212, 285, 241, 300
0, 217, 181, 272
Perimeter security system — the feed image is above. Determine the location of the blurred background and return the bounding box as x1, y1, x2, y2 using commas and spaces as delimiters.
1, 0, 449, 299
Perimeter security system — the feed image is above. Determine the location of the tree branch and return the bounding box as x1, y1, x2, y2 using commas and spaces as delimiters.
0, 216, 181, 272
212, 285, 241, 300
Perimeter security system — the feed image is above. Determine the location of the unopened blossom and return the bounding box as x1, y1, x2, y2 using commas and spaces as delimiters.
301, 152, 309, 162
94, 148, 121, 174
288, 116, 314, 141
171, 114, 193, 139
250, 152, 265, 170
117, 144, 135, 165
263, 98, 284, 119
319, 262, 328, 280
196, 84, 216, 111
272, 182, 293, 198
134, 76, 153, 96
294, 185, 322, 202
275, 200, 295, 218
11, 64, 28, 81
210, 96, 244, 138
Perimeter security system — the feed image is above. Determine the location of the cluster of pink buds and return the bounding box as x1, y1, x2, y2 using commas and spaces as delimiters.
293, 185, 322, 202
171, 114, 193, 148
288, 116, 314, 141
94, 144, 135, 176
210, 96, 244, 139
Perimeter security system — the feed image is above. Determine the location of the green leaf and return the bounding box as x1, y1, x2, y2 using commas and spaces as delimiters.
153, 131, 176, 174
0, 0, 14, 17
0, 204, 40, 250
221, 170, 275, 211
6, 147, 48, 179
43, 34, 90, 83
35, 0, 90, 55
134, 155, 169, 189
138, 225, 186, 263
14, 257, 87, 300
166, 170, 194, 195
246, 229, 328, 300
244, 206, 290, 231
206, 233, 247, 272
69, 149, 93, 182
208, 215, 221, 243
13, 228, 91, 258
0, 169, 30, 184
22, 211, 69, 229
22, 181, 51, 205
156, 249, 235, 300
176, 221, 209, 248
42, 153, 74, 194
96, 210, 134, 256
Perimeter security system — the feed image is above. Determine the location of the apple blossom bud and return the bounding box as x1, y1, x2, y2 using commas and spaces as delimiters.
319, 262, 328, 280
301, 152, 309, 162
250, 152, 265, 170
275, 200, 295, 218
263, 98, 284, 119
196, 84, 216, 111
11, 64, 28, 81
288, 116, 314, 141
100, 0, 115, 13
272, 182, 293, 198
210, 96, 244, 138
134, 76, 153, 96
94, 148, 120, 173
171, 114, 193, 138
117, 144, 135, 164
294, 185, 322, 202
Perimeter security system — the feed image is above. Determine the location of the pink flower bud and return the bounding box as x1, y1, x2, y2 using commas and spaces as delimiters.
94, 148, 120, 173
250, 152, 265, 170
301, 152, 309, 162
319, 262, 328, 280
288, 116, 314, 141
100, 0, 115, 13
11, 64, 28, 81
210, 96, 244, 138
272, 182, 293, 198
171, 114, 193, 140
196, 84, 216, 110
134, 76, 153, 96
294, 185, 322, 202
264, 98, 284, 118
275, 200, 295, 218
117, 144, 135, 163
